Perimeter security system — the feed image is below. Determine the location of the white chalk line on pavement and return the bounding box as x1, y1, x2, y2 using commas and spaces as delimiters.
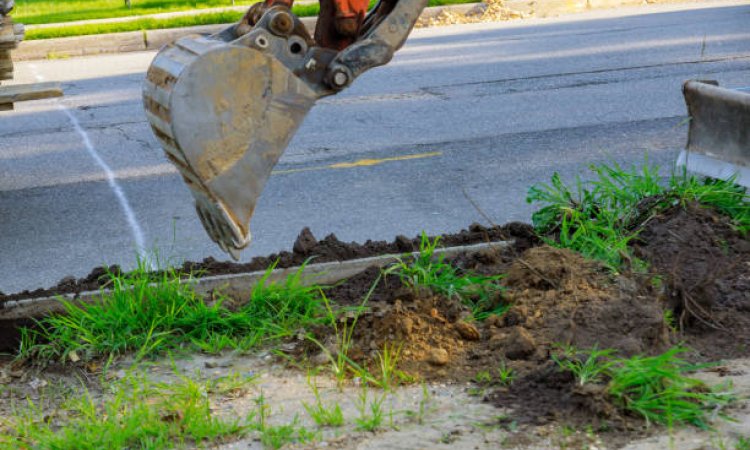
28, 64, 148, 256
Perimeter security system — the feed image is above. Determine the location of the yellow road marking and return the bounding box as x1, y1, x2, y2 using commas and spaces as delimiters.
273, 151, 442, 175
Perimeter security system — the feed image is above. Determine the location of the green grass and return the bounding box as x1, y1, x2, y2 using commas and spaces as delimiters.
0, 372, 250, 449
14, 0, 255, 25
258, 420, 318, 450
384, 232, 506, 320
302, 377, 345, 427
354, 387, 386, 431
553, 345, 734, 429
251, 392, 318, 449
306, 287, 373, 388
20, 0, 477, 40
19, 259, 328, 363
527, 161, 750, 271
552, 344, 616, 386
25, 11, 244, 41
371, 342, 413, 391
473, 361, 514, 387
496, 360, 515, 386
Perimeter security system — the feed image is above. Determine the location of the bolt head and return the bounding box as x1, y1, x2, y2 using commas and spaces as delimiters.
255, 35, 269, 48
270, 12, 293, 35
332, 71, 349, 87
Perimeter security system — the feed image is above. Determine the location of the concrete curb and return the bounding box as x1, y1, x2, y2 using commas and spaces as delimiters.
13, 0, 651, 61
0, 240, 510, 321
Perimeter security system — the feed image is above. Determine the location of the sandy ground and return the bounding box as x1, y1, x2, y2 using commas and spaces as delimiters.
92, 351, 750, 450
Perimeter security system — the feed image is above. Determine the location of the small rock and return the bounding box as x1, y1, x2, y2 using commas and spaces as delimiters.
68, 350, 80, 363
57, 275, 76, 287
205, 360, 232, 369
292, 227, 318, 254
485, 314, 502, 328
395, 235, 414, 252
310, 351, 330, 366
502, 306, 528, 327
401, 316, 414, 335
105, 369, 127, 381
454, 321, 480, 341
616, 276, 639, 295
468, 222, 486, 233
504, 327, 536, 360
428, 347, 450, 366
28, 378, 47, 390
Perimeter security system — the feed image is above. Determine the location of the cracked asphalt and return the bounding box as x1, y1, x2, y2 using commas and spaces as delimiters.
1, 0, 749, 293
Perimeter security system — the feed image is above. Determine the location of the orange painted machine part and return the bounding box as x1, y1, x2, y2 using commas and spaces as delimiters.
264, 0, 369, 49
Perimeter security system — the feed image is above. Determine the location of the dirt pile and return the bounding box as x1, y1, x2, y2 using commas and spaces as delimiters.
308, 203, 749, 430
501, 246, 669, 357
345, 293, 481, 380
416, 0, 529, 28
632, 201, 750, 359
316, 245, 670, 384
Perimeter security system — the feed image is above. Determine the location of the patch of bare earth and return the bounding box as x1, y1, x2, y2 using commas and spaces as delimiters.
2, 204, 750, 448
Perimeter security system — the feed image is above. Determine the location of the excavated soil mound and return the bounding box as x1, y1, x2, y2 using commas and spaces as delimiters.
343, 293, 481, 380
481, 204, 750, 433
313, 246, 669, 384
500, 246, 669, 358
632, 201, 750, 359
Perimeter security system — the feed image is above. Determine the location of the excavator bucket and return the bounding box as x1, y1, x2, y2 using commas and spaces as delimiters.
143, 0, 427, 258
144, 36, 319, 257
677, 80, 750, 188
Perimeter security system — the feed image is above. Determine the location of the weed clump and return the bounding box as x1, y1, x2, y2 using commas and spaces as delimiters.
553, 345, 734, 429
527, 162, 749, 270
20, 260, 327, 363
0, 373, 250, 449
385, 232, 506, 319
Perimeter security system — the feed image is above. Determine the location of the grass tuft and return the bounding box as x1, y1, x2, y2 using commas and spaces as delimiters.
20, 259, 326, 363
552, 344, 616, 386
527, 161, 749, 270
553, 345, 734, 429
0, 372, 249, 449
251, 392, 318, 449
354, 386, 386, 432
384, 232, 506, 320
302, 376, 345, 427
607, 347, 733, 429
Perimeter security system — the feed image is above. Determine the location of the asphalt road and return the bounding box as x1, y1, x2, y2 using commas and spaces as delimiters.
2, 0, 749, 294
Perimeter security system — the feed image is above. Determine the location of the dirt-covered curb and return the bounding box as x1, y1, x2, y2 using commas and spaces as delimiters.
0, 222, 534, 304
0, 223, 532, 351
